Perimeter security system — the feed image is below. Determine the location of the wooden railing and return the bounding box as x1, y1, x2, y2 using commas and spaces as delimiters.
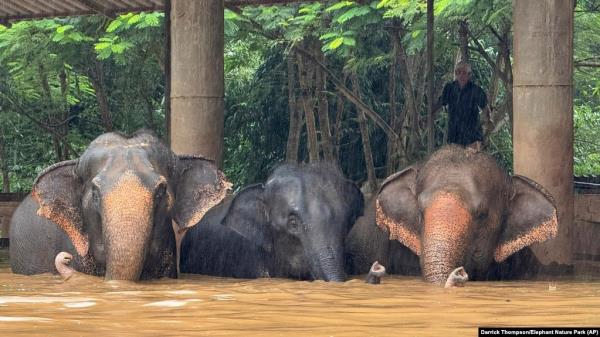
0, 193, 26, 248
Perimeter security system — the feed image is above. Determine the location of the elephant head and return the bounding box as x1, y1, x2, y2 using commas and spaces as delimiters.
376, 144, 557, 285
221, 164, 363, 282
31, 130, 230, 280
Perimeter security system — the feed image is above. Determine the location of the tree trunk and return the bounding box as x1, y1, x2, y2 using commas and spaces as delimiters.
297, 52, 319, 163
458, 21, 470, 63
286, 52, 301, 163
426, 0, 435, 154
292, 47, 397, 140
0, 134, 9, 193
164, 0, 172, 144
144, 96, 156, 130
39, 64, 65, 161
89, 59, 113, 132
351, 72, 377, 194
225, 6, 396, 140
332, 79, 346, 160
38, 64, 52, 115
482, 52, 502, 140
315, 48, 335, 163
499, 29, 513, 137
386, 30, 399, 176
395, 28, 420, 160
469, 24, 514, 139
59, 68, 70, 160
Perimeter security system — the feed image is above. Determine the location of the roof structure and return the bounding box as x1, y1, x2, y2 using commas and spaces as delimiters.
0, 0, 305, 22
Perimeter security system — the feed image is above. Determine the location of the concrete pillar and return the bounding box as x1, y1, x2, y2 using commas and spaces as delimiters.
513, 0, 574, 265
170, 0, 224, 165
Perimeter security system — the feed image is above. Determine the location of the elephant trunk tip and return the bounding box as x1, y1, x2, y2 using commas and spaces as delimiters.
444, 266, 469, 288
365, 261, 386, 284
55, 251, 75, 280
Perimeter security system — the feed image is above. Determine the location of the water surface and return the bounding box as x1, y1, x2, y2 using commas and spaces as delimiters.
0, 250, 598, 336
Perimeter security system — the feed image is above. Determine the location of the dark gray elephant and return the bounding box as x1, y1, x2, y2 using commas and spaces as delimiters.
345, 198, 421, 276
9, 130, 230, 281
180, 163, 364, 282
351, 144, 558, 285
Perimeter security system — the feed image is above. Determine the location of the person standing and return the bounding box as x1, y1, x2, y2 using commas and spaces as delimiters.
433, 61, 490, 147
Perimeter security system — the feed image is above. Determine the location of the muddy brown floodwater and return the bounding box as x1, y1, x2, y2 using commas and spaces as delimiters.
0, 250, 598, 336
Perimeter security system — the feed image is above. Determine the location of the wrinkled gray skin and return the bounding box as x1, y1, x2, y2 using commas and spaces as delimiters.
10, 130, 229, 281
346, 199, 421, 276
348, 144, 558, 285
181, 163, 364, 282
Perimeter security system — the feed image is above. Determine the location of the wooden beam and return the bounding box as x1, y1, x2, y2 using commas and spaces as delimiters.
226, 0, 308, 6
17, 0, 49, 15
1, 0, 309, 21
1, 1, 33, 16
76, 0, 112, 16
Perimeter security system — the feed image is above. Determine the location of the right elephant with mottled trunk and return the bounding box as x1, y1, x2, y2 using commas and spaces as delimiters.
376, 144, 558, 285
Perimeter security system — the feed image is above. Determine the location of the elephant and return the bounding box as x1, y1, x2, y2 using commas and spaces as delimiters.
9, 130, 230, 281
350, 144, 558, 285
345, 198, 422, 277
180, 163, 364, 282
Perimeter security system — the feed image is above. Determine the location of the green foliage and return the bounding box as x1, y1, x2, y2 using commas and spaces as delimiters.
0, 1, 598, 194
95, 12, 164, 63
223, 48, 288, 187
0, 14, 167, 191
573, 2, 600, 176
574, 105, 600, 176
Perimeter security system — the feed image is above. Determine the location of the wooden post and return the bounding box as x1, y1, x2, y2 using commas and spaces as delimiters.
170, 0, 224, 165
513, 0, 574, 265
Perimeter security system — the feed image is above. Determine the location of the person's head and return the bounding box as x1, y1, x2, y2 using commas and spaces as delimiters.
454, 61, 472, 88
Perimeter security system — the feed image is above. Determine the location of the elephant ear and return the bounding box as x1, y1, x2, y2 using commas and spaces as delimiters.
221, 184, 273, 252
31, 160, 88, 257
494, 175, 558, 262
376, 166, 422, 256
173, 155, 232, 229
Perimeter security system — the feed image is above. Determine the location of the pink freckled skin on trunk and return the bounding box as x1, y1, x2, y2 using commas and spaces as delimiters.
102, 171, 153, 281
422, 192, 472, 284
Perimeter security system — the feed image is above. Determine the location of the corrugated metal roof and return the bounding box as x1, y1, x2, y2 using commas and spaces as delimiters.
0, 0, 304, 22
0, 0, 163, 21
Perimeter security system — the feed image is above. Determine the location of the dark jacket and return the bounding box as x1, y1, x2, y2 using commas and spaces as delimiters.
440, 80, 487, 145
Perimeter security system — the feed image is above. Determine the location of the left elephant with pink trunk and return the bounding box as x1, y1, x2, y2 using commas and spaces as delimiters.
374, 144, 558, 285
9, 130, 230, 281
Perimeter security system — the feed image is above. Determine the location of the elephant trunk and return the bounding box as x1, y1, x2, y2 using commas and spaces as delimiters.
421, 192, 472, 285
311, 243, 346, 282
102, 173, 155, 281
104, 215, 153, 280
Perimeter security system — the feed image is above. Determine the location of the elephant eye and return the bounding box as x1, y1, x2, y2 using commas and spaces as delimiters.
288, 214, 300, 230
155, 183, 167, 200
